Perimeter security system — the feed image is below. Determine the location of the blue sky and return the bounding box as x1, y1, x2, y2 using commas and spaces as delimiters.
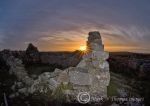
0, 0, 150, 52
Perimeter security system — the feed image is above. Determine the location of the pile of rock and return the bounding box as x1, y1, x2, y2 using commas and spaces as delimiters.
4, 31, 110, 103
1, 55, 34, 98
26, 43, 38, 54
6, 56, 34, 86
30, 31, 110, 102
74, 31, 110, 97
25, 43, 40, 64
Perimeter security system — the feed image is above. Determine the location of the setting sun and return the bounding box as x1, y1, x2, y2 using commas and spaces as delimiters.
79, 46, 86, 51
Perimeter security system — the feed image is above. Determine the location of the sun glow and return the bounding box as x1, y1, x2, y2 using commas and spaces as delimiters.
79, 46, 86, 51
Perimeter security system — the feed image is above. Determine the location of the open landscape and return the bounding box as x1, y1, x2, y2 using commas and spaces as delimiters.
0, 42, 149, 105
0, 0, 150, 106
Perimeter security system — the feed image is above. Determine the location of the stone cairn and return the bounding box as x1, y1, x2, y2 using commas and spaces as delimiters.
77, 31, 109, 92
69, 31, 110, 98
50, 31, 110, 101
3, 31, 110, 103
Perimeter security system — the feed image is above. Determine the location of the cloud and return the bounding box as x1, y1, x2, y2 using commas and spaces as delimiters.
97, 24, 150, 53
0, 0, 150, 53
101, 25, 150, 46
34, 23, 150, 52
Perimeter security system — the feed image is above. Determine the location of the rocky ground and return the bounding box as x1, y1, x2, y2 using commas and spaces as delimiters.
0, 68, 144, 106
0, 53, 147, 106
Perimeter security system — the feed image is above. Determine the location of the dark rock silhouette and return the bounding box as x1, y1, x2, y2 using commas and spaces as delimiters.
25, 43, 40, 64
26, 43, 38, 54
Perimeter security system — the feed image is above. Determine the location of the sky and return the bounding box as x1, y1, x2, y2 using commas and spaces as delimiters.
0, 0, 150, 53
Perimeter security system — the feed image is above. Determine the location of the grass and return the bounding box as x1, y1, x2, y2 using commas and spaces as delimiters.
107, 79, 119, 97
52, 83, 73, 102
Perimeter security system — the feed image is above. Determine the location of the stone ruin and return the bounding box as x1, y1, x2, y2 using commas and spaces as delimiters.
3, 31, 110, 103
74, 31, 110, 97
